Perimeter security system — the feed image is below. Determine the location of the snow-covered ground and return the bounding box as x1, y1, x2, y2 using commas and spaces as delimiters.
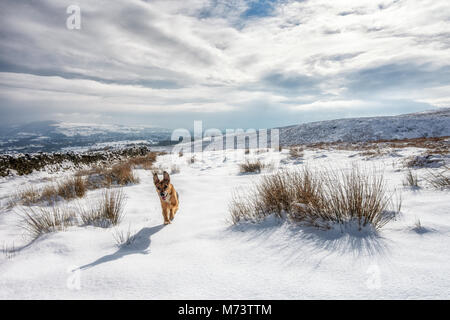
0, 147, 449, 299
279, 108, 450, 145
53, 122, 168, 137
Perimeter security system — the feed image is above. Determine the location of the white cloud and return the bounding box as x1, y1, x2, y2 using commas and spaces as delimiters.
0, 0, 449, 127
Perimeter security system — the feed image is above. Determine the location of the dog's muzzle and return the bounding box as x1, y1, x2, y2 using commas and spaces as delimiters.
160, 192, 168, 200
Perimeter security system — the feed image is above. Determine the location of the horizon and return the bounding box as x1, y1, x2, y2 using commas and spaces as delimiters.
1, 1, 449, 129
4, 106, 446, 132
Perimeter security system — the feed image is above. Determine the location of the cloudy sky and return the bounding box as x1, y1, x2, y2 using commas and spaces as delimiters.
0, 0, 449, 129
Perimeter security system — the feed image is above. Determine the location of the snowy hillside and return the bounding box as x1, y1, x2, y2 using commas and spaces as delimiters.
180, 109, 450, 153
0, 121, 172, 154
52, 122, 165, 137
0, 146, 449, 299
279, 108, 450, 146
3, 109, 449, 154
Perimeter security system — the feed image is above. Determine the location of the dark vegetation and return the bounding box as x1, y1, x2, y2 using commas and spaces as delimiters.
0, 146, 158, 177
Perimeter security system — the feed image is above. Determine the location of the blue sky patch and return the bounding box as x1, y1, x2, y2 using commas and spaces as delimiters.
242, 0, 280, 18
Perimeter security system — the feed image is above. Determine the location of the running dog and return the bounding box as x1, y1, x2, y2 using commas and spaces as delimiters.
153, 171, 179, 224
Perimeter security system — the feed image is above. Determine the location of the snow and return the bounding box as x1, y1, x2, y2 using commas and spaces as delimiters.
60, 140, 152, 153
173, 108, 450, 153
0, 147, 449, 299
52, 122, 157, 137
279, 108, 450, 145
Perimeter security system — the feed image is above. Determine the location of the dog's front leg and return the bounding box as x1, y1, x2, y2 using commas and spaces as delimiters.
162, 207, 171, 224
169, 208, 175, 221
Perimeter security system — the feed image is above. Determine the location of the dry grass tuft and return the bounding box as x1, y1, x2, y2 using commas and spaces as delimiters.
2, 242, 16, 259
16, 186, 41, 206
79, 189, 126, 227
14, 176, 87, 206
412, 219, 426, 233
307, 136, 449, 153
403, 169, 420, 188
39, 185, 59, 203
404, 154, 446, 168
126, 152, 157, 170
239, 160, 265, 174
289, 147, 304, 159
17, 188, 126, 237
112, 226, 136, 247
56, 176, 87, 200
230, 166, 400, 230
76, 152, 158, 188
359, 148, 387, 158
425, 167, 450, 189
78, 162, 139, 189
110, 163, 140, 185
18, 206, 77, 239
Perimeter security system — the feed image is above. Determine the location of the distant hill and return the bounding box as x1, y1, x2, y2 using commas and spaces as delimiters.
0, 121, 172, 153
172, 108, 450, 152
278, 108, 450, 146
2, 108, 450, 153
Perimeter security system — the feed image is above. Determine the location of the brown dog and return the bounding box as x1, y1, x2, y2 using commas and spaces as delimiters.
153, 171, 179, 224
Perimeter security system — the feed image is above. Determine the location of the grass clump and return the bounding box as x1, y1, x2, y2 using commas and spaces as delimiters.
404, 154, 445, 168
230, 166, 400, 230
79, 189, 126, 227
2, 242, 16, 259
126, 152, 157, 170
289, 147, 304, 159
78, 162, 139, 189
19, 206, 77, 239
56, 176, 87, 200
18, 188, 126, 238
40, 185, 59, 203
110, 163, 140, 185
112, 226, 136, 247
76, 152, 158, 188
239, 160, 265, 174
403, 169, 420, 188
16, 186, 41, 206
425, 167, 450, 189
14, 176, 87, 206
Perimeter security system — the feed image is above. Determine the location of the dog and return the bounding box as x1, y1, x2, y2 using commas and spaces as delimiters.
153, 171, 179, 224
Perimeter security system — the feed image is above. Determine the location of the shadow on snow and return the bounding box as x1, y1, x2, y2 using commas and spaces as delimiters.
229, 216, 390, 263
79, 224, 166, 270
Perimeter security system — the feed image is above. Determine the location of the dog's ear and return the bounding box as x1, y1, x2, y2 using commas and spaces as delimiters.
153, 172, 160, 185
163, 171, 170, 183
